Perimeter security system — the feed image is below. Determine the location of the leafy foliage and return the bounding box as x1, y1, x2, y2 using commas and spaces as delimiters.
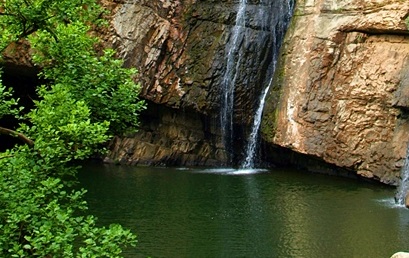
0, 147, 137, 257
0, 82, 21, 119
0, 0, 145, 256
30, 21, 145, 134
0, 0, 104, 51
20, 84, 111, 171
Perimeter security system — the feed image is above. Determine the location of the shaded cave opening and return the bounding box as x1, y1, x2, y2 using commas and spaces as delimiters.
0, 64, 40, 152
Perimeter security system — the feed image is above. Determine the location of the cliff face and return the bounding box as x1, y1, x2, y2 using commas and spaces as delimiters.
105, 0, 293, 166
105, 0, 277, 116
95, 0, 409, 184
262, 0, 409, 184
103, 0, 230, 166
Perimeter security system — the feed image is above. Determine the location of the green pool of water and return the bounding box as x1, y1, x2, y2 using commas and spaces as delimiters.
79, 164, 409, 257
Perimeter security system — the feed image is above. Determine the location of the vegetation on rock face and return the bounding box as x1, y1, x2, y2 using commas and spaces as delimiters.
0, 0, 145, 256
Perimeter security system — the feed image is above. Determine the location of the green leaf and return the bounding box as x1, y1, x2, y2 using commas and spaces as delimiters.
0, 0, 139, 256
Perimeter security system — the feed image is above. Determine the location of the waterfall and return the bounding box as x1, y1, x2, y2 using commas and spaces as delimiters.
240, 78, 273, 168
220, 0, 247, 159
220, 0, 294, 166
241, 0, 294, 169
396, 144, 409, 205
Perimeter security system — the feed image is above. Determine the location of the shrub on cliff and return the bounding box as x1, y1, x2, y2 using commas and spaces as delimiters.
0, 0, 144, 256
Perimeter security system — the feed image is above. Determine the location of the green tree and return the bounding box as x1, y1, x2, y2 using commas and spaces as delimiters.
0, 0, 145, 256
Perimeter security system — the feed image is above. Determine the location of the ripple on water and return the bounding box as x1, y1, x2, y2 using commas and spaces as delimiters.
191, 168, 269, 175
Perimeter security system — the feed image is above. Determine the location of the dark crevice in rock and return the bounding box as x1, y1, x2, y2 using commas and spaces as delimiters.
0, 64, 41, 151
341, 29, 409, 36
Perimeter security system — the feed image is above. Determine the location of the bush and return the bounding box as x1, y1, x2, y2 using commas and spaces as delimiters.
0, 0, 144, 256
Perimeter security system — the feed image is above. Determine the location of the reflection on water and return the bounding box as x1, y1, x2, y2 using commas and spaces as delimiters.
190, 168, 269, 175
78, 164, 409, 258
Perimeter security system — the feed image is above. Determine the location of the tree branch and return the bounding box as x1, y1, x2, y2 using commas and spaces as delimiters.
0, 126, 34, 147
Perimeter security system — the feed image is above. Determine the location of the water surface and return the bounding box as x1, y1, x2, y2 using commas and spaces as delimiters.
79, 164, 409, 257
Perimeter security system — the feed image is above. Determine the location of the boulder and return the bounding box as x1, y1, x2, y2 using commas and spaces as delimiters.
391, 252, 409, 258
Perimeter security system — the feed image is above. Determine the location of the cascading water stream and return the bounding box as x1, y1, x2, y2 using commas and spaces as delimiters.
396, 144, 409, 206
220, 0, 294, 167
240, 0, 294, 169
220, 0, 247, 159
240, 77, 273, 168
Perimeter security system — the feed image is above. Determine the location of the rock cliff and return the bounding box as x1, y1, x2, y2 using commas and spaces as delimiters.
105, 0, 293, 166
106, 0, 409, 184
262, 0, 409, 184
102, 0, 230, 166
